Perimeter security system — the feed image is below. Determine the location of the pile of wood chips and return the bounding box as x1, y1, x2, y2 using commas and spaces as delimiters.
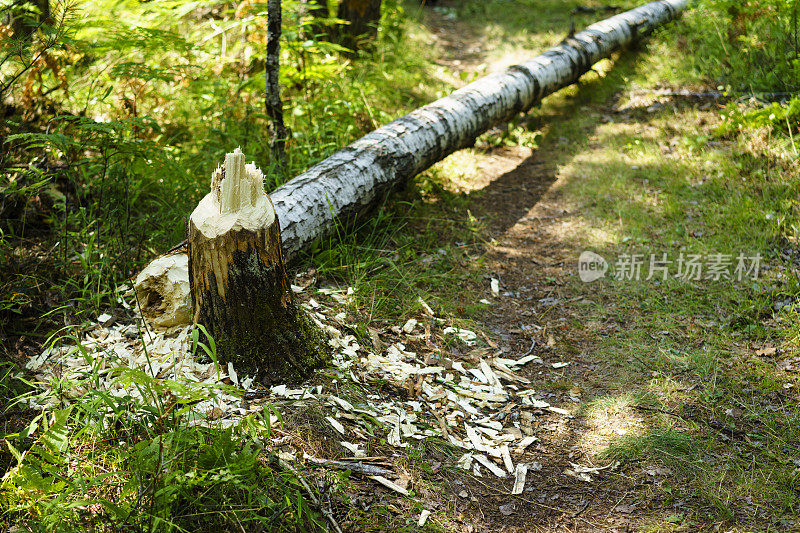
24, 282, 576, 503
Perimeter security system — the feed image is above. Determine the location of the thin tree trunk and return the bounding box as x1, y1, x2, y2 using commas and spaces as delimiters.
265, 0, 288, 169
151, 0, 686, 273
270, 0, 688, 258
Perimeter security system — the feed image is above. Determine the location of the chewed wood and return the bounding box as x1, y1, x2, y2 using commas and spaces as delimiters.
188, 155, 328, 384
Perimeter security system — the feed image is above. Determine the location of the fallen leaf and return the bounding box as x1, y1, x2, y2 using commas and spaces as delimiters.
499, 503, 515, 515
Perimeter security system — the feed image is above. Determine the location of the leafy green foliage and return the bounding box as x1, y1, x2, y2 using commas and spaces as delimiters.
0, 3, 453, 529
0, 0, 449, 347
682, 0, 800, 93
717, 96, 800, 138
1, 337, 324, 531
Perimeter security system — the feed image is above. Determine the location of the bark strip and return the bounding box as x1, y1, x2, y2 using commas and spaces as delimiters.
265, 0, 287, 168
270, 0, 688, 260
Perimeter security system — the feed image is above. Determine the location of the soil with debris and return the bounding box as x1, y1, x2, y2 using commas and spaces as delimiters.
415, 7, 672, 532
460, 147, 643, 532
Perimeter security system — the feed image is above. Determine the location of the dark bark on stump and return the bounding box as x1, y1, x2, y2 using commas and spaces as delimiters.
188, 150, 328, 384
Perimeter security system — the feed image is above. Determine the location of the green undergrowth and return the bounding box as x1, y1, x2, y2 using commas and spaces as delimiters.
0, 335, 325, 531
0, 0, 451, 352
404, 0, 800, 528
307, 183, 487, 330
513, 6, 800, 527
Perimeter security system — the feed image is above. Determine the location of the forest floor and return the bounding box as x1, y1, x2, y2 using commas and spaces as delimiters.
4, 1, 800, 532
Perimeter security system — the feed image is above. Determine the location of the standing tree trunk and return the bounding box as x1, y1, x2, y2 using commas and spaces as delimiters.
265, 0, 288, 169
335, 0, 382, 52
187, 148, 328, 384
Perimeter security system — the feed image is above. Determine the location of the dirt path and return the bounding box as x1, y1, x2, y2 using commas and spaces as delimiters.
442, 139, 650, 532
470, 148, 642, 532
424, 7, 679, 532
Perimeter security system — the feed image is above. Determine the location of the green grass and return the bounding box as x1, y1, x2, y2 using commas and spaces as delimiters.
0, 336, 326, 531
407, 0, 800, 528
526, 28, 800, 528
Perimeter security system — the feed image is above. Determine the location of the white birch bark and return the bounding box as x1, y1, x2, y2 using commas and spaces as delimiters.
272, 0, 688, 260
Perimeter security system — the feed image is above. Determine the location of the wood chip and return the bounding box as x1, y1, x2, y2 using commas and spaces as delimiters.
416, 366, 445, 375
468, 367, 489, 383
369, 475, 409, 496
227, 362, 239, 387
473, 453, 506, 477
479, 360, 501, 387
515, 435, 537, 454
417, 296, 435, 316
512, 463, 527, 495
456, 453, 473, 470
331, 395, 354, 411
501, 445, 514, 474
465, 424, 485, 452
326, 416, 346, 435
340, 441, 365, 457
526, 398, 550, 408
513, 354, 543, 366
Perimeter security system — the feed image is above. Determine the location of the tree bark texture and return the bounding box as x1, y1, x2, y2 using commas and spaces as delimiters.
269, 0, 688, 259
188, 150, 328, 384
265, 0, 287, 167
335, 0, 382, 51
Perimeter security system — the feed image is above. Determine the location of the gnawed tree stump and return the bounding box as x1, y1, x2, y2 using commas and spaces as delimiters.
188, 148, 328, 384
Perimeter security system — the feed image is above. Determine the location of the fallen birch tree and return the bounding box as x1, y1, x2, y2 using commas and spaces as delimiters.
271, 0, 689, 259
136, 0, 688, 330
